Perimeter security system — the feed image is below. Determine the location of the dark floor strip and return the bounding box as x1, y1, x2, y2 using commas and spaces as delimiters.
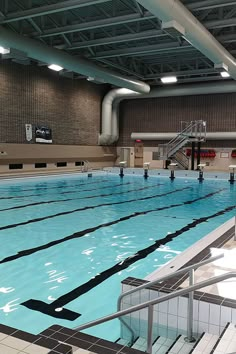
0, 180, 130, 200
0, 183, 161, 212
0, 186, 189, 232
21, 203, 236, 321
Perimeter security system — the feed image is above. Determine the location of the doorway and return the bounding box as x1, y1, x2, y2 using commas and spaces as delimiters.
120, 148, 131, 167
134, 142, 143, 167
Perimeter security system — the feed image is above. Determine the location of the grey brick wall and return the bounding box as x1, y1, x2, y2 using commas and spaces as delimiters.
0, 60, 109, 145
119, 93, 236, 147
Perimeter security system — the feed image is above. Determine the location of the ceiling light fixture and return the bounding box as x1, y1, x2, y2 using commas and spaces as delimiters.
220, 71, 230, 78
48, 64, 63, 72
0, 46, 10, 54
161, 76, 177, 84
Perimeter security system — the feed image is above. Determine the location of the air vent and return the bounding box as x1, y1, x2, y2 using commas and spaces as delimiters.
35, 163, 47, 168
75, 161, 85, 166
9, 164, 23, 169
57, 162, 67, 167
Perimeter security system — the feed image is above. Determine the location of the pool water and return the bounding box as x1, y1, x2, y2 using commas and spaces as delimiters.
0, 173, 235, 341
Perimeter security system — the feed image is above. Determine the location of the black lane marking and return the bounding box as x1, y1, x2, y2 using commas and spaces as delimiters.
22, 203, 236, 320
0, 187, 223, 264
0, 178, 110, 193
0, 179, 128, 201
0, 181, 148, 211
0, 184, 181, 231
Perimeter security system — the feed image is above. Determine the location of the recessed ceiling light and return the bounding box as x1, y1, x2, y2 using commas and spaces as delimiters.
220, 71, 230, 78
48, 64, 63, 72
161, 76, 177, 84
0, 46, 10, 54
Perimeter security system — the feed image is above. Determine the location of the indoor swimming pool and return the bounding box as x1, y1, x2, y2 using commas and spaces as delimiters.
0, 172, 235, 341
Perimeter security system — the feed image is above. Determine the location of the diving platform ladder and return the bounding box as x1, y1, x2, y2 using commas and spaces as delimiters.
158, 120, 206, 169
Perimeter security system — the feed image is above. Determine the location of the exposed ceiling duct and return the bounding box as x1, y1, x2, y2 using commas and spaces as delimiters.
136, 0, 236, 80
100, 82, 236, 145
0, 26, 150, 94
99, 88, 141, 145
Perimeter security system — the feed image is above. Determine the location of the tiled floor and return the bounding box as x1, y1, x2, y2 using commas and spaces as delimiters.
181, 238, 236, 300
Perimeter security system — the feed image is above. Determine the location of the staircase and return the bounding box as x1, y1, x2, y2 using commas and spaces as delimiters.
117, 322, 236, 353
158, 120, 206, 170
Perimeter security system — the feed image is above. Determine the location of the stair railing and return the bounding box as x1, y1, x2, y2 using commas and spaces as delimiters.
117, 253, 223, 345
74, 253, 225, 352
159, 120, 206, 160
81, 160, 90, 172
172, 149, 189, 170
75, 271, 236, 354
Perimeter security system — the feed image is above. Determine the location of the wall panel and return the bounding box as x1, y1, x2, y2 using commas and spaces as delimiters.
0, 60, 108, 145
119, 93, 236, 147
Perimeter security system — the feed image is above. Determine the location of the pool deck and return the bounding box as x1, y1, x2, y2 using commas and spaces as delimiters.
181, 237, 236, 300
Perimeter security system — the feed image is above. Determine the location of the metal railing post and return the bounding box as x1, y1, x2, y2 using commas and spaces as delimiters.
234, 215, 236, 241
146, 305, 154, 354
185, 269, 195, 343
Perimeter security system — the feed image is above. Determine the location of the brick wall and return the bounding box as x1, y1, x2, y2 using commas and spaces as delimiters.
118, 93, 236, 147
0, 60, 109, 145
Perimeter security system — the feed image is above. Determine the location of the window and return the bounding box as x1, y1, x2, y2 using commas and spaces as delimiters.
35, 163, 47, 168
75, 161, 84, 166
57, 162, 67, 167
9, 164, 23, 169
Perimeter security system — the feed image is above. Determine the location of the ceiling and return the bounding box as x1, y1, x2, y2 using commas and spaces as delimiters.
1, 0, 236, 85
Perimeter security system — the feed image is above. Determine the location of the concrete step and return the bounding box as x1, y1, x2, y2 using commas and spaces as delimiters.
167, 335, 195, 354
152, 336, 175, 353
191, 332, 219, 354
211, 322, 236, 354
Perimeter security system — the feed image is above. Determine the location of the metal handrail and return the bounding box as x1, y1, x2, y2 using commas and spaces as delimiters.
117, 254, 223, 343
75, 271, 236, 354
159, 120, 206, 159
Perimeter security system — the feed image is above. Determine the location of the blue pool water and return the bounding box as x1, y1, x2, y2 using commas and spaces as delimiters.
0, 173, 235, 341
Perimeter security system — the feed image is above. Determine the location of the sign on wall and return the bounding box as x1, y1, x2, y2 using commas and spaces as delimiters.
25, 124, 33, 142
35, 125, 52, 144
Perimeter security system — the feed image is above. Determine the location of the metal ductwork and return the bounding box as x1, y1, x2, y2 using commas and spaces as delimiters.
131, 132, 236, 140
99, 88, 141, 145
0, 26, 150, 94
136, 0, 236, 79
100, 82, 236, 144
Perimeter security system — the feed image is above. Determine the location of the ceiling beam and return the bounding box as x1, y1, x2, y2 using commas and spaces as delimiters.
32, 10, 236, 39
57, 29, 166, 50
0, 0, 113, 23
145, 67, 216, 79
205, 17, 236, 29
90, 42, 194, 59
37, 12, 156, 38
187, 0, 236, 11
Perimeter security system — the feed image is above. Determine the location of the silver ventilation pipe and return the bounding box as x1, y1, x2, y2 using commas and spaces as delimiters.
100, 82, 236, 144
0, 26, 150, 94
136, 0, 236, 78
99, 88, 141, 145
131, 132, 236, 140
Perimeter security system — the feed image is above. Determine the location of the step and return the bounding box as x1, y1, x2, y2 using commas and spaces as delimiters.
211, 322, 236, 353
152, 336, 175, 353
131, 336, 175, 353
191, 332, 219, 354
131, 337, 148, 351
167, 335, 196, 354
